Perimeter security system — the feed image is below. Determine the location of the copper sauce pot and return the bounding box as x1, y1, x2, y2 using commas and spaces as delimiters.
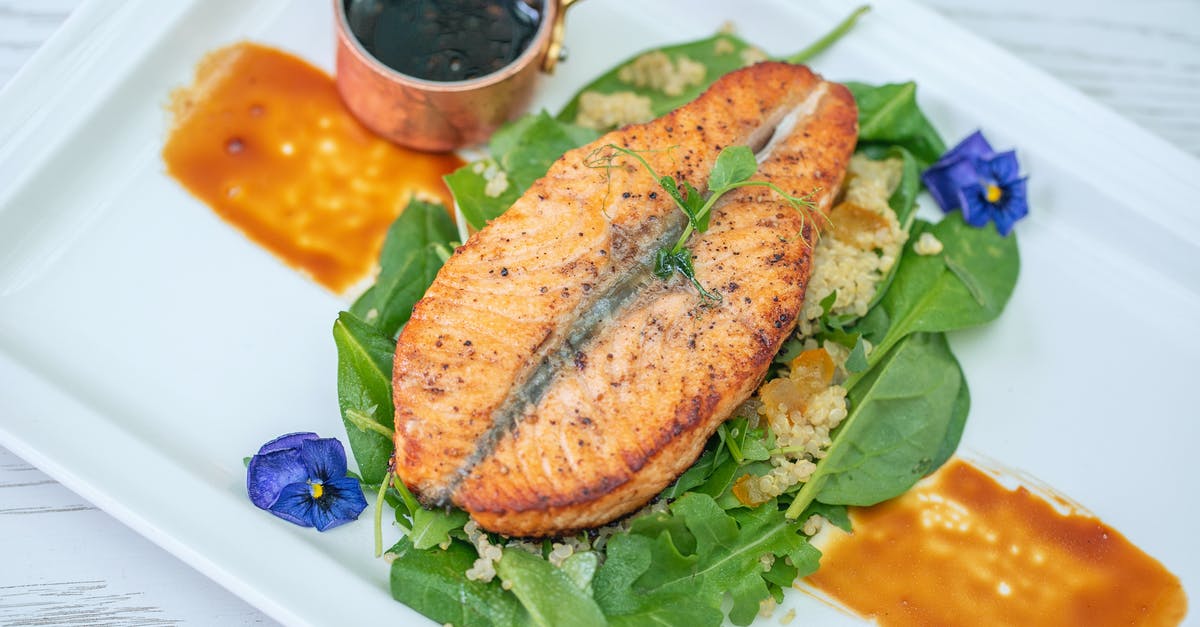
334, 0, 578, 152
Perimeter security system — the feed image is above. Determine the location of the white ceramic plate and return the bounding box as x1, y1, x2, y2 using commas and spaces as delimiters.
1, 0, 1197, 625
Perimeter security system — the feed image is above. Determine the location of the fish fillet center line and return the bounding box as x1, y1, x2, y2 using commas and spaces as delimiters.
430, 90, 828, 506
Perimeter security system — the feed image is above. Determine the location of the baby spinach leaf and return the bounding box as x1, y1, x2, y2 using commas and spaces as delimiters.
389, 537, 525, 627
495, 111, 600, 191
557, 35, 755, 127
852, 145, 921, 233
798, 501, 852, 533
557, 7, 870, 129
446, 112, 599, 231
870, 213, 1020, 363
333, 311, 396, 485
409, 507, 470, 550
845, 82, 946, 168
930, 373, 971, 471
350, 198, 457, 338
845, 335, 869, 373
850, 304, 891, 348
788, 332, 965, 515
443, 163, 521, 231
495, 548, 607, 627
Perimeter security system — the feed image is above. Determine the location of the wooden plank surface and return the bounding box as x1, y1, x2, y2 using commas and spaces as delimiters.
1, 0, 1197, 624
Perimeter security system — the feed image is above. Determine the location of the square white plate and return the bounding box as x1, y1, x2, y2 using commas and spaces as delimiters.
1, 0, 1197, 625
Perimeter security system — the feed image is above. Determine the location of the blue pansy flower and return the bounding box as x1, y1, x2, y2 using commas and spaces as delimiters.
921, 131, 1028, 236
246, 432, 367, 531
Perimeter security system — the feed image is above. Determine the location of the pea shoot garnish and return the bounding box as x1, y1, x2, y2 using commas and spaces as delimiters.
585, 143, 821, 303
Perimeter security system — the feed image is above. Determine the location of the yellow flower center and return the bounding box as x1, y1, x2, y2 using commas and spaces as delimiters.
985, 183, 1003, 203
310, 481, 324, 499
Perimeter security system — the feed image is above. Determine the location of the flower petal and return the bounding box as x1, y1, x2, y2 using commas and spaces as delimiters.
958, 184, 995, 228
938, 130, 995, 165
985, 151, 1020, 185
994, 177, 1029, 236
298, 438, 349, 483
267, 481, 317, 527
310, 477, 369, 532
921, 156, 980, 212
256, 432, 319, 456
246, 449, 309, 510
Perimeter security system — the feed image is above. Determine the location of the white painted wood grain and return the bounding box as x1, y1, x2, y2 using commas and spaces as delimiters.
919, 0, 1200, 155
0, 0, 1197, 625
0, 447, 272, 625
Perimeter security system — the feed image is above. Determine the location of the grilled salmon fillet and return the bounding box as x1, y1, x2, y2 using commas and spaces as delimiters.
393, 62, 858, 536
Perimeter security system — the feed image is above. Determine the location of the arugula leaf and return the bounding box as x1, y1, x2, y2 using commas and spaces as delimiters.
789, 332, 965, 514
409, 507, 470, 551
333, 311, 396, 485
495, 548, 607, 627
350, 199, 457, 338
787, 542, 822, 577
594, 493, 812, 626
560, 551, 600, 592
607, 603, 722, 627
845, 82, 947, 168
389, 538, 525, 627
662, 446, 723, 499
708, 144, 757, 190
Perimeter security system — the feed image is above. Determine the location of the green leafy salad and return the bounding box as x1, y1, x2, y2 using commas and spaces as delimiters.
331, 9, 1020, 626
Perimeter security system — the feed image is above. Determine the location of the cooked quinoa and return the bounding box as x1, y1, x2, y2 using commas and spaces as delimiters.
735, 346, 848, 506
472, 159, 511, 199
737, 155, 906, 508
796, 154, 905, 336
740, 46, 769, 66
616, 51, 706, 97
483, 169, 509, 198
574, 90, 655, 130
914, 231, 944, 256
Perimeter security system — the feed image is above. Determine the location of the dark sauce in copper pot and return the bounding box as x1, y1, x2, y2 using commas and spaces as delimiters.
344, 0, 543, 82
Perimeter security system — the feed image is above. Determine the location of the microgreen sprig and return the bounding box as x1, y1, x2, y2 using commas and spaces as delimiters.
586, 143, 821, 304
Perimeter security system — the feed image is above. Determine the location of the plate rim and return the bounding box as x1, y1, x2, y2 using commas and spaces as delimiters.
1, 0, 1198, 625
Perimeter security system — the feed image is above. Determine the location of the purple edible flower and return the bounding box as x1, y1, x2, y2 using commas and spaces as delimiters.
921, 131, 1028, 236
246, 432, 367, 531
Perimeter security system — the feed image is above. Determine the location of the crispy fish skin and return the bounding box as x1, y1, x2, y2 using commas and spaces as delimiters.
393, 63, 857, 536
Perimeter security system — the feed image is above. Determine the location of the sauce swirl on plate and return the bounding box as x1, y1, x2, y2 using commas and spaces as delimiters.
807, 459, 1187, 626
163, 42, 462, 292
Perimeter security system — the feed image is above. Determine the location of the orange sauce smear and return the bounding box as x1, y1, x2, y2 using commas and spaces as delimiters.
807, 459, 1187, 627
162, 42, 463, 292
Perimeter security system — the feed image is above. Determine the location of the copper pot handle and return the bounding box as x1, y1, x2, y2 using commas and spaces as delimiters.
542, 0, 582, 73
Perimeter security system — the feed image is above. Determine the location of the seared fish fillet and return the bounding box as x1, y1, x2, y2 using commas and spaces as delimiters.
393, 62, 857, 536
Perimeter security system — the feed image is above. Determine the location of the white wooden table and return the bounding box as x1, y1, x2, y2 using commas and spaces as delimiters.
1, 0, 1197, 624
